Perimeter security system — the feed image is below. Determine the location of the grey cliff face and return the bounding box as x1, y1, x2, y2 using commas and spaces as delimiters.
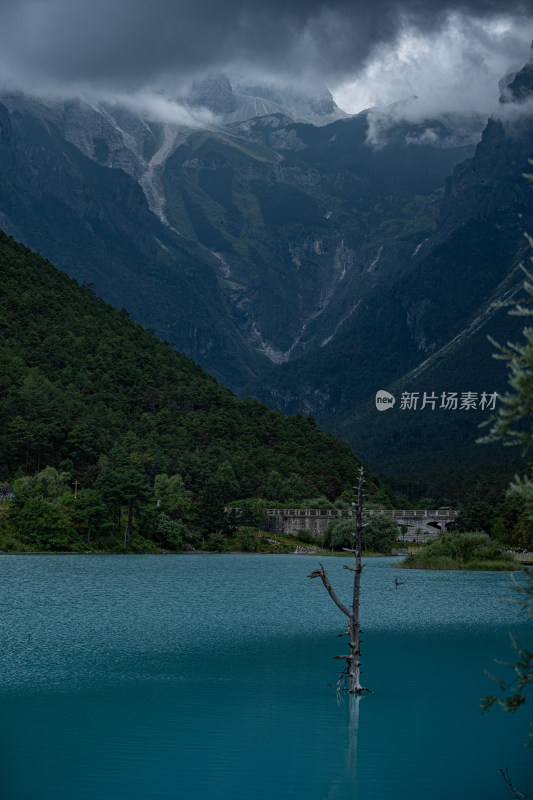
189, 74, 238, 115
187, 73, 346, 125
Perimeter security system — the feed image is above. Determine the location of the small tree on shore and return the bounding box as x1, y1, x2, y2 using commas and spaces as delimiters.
479, 227, 533, 796
479, 245, 533, 514
308, 466, 372, 694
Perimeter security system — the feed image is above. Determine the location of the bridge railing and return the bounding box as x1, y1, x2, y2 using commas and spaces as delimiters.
226, 507, 457, 519
513, 552, 533, 564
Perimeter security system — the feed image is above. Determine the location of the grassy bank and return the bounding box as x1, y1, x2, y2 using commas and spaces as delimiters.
397, 531, 519, 571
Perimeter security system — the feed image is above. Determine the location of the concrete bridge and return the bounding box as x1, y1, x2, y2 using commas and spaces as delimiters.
263, 508, 457, 542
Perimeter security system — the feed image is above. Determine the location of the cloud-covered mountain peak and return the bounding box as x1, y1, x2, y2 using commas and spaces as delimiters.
186, 72, 347, 125
499, 43, 533, 105
188, 73, 238, 115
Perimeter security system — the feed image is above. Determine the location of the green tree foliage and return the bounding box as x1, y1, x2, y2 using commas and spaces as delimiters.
492, 491, 528, 546
70, 488, 109, 546
323, 519, 356, 551
155, 513, 192, 550
93, 444, 152, 547
480, 250, 533, 519
15, 466, 72, 499
154, 473, 191, 519
481, 572, 533, 746
298, 496, 336, 510
234, 498, 268, 528
324, 514, 398, 553
11, 467, 73, 550
235, 527, 259, 552
194, 477, 236, 540
364, 515, 400, 552
478, 228, 533, 771
213, 460, 240, 503
449, 487, 528, 547
262, 470, 284, 502
280, 472, 311, 503
450, 500, 496, 534
206, 532, 226, 552
512, 510, 533, 550
13, 495, 71, 550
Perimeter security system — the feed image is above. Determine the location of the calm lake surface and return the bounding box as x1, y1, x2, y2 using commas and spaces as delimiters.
0, 554, 531, 799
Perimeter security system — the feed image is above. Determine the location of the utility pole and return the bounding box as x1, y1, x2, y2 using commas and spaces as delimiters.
308, 466, 371, 694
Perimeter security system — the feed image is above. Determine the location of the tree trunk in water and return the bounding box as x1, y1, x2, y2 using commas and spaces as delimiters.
308, 466, 371, 694
347, 694, 361, 797
348, 468, 364, 693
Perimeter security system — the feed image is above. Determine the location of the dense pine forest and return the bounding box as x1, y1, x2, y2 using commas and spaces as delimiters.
0, 230, 393, 552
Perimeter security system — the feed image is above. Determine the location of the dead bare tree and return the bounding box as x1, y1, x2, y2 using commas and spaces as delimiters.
308, 466, 372, 694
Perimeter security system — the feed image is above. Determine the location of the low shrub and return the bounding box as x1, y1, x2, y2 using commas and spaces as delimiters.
236, 527, 258, 552
205, 533, 226, 552
400, 531, 518, 570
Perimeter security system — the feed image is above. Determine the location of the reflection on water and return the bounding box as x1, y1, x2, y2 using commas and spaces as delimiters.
0, 555, 531, 800
348, 695, 361, 798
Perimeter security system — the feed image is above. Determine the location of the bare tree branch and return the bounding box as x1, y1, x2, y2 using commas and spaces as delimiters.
308, 564, 351, 617
309, 466, 372, 694
499, 768, 531, 800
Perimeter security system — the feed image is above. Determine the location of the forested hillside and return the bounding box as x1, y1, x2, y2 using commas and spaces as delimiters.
0, 231, 384, 551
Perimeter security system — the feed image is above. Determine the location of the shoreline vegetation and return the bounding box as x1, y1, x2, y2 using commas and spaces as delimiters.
0, 515, 344, 556
397, 531, 521, 571
0, 549, 392, 557
0, 496, 526, 567
0, 527, 523, 571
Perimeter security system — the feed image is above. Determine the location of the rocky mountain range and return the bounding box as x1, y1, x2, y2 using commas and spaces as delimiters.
0, 60, 531, 494
187, 73, 347, 125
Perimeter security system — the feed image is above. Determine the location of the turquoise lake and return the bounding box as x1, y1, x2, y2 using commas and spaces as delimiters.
0, 554, 531, 799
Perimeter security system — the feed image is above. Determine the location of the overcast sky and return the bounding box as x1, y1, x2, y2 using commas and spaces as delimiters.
0, 0, 532, 118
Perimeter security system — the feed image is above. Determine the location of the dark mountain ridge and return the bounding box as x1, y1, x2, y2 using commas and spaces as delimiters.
0, 85, 475, 382
0, 57, 531, 492
246, 56, 533, 493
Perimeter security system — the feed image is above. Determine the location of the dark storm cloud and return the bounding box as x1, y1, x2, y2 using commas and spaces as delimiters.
0, 0, 531, 91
